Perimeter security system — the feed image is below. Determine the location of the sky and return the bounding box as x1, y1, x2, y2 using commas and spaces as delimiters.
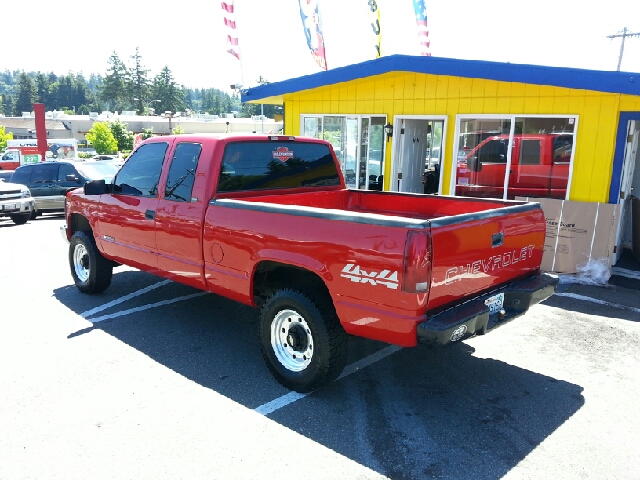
3, 0, 640, 93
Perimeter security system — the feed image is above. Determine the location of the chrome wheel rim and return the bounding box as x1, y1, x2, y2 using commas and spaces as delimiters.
271, 309, 313, 372
73, 243, 90, 283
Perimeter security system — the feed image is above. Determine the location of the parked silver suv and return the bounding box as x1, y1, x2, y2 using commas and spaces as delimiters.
0, 177, 35, 225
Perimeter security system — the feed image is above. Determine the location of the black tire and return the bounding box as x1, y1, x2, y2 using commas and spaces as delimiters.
259, 288, 348, 392
10, 213, 29, 225
29, 209, 38, 220
69, 231, 113, 294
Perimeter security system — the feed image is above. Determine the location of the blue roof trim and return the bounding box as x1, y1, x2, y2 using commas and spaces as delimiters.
242, 54, 640, 102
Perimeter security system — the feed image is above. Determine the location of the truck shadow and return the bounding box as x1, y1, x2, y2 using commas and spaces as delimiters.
53, 271, 584, 480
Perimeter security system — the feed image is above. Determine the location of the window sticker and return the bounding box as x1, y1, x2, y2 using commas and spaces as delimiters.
272, 146, 294, 162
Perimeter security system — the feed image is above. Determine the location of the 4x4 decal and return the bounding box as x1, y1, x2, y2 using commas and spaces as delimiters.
341, 264, 399, 289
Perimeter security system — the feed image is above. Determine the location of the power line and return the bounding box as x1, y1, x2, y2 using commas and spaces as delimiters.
607, 27, 640, 71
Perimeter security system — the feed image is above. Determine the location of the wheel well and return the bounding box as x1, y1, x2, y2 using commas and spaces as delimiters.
253, 261, 331, 307
69, 213, 92, 236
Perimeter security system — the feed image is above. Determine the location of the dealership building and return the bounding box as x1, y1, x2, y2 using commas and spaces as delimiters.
241, 55, 640, 273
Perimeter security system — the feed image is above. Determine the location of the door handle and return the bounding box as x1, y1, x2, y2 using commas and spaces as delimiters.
145, 210, 155, 220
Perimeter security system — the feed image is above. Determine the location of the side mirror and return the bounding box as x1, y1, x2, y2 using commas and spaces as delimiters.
467, 156, 483, 172
84, 179, 107, 195
66, 174, 81, 183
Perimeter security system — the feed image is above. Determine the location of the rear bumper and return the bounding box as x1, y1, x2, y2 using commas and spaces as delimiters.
417, 273, 558, 347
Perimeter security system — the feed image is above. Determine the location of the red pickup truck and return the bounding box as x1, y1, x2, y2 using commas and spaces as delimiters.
62, 134, 557, 392
456, 133, 572, 199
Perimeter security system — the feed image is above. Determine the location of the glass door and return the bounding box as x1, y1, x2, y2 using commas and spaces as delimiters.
357, 117, 384, 190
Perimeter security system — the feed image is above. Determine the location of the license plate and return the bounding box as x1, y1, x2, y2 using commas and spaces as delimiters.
485, 293, 504, 315
2, 203, 17, 211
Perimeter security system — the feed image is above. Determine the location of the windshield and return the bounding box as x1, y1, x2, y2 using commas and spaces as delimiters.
77, 162, 120, 181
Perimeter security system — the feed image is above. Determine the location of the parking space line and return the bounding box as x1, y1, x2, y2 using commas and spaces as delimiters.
87, 292, 209, 323
81, 279, 172, 318
254, 345, 402, 415
555, 292, 640, 314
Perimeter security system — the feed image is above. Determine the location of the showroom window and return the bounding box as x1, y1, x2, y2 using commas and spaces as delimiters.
453, 116, 576, 200
302, 115, 385, 190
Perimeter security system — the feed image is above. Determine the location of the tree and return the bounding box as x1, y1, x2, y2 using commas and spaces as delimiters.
141, 127, 154, 140
0, 125, 13, 150
14, 72, 37, 115
109, 119, 134, 151
128, 47, 151, 114
35, 73, 53, 109
2, 94, 15, 116
172, 125, 185, 135
151, 66, 185, 114
100, 52, 129, 111
86, 122, 117, 154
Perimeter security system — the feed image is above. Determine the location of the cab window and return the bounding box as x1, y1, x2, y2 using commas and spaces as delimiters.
31, 164, 59, 183
114, 143, 168, 197
58, 163, 78, 182
164, 143, 202, 202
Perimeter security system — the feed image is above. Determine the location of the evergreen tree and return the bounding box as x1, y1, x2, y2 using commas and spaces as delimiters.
128, 47, 151, 114
151, 66, 185, 114
100, 52, 128, 111
2, 94, 15, 116
14, 72, 37, 115
35, 73, 53, 109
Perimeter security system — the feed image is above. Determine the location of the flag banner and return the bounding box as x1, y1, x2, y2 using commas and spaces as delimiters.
413, 0, 431, 56
298, 0, 328, 70
222, 1, 240, 60
367, 0, 382, 58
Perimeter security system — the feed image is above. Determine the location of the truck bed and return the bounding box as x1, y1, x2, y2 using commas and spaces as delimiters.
221, 188, 531, 222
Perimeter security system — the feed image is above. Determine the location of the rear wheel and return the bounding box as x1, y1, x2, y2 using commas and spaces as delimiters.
259, 288, 348, 392
69, 231, 113, 294
10, 213, 29, 225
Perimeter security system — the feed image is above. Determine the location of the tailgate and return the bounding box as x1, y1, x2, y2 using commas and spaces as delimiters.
427, 203, 546, 312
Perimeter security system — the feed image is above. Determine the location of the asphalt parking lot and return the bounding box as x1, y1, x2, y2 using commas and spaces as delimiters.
1, 214, 640, 480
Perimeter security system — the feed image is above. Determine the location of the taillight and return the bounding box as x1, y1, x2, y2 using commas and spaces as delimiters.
402, 230, 432, 293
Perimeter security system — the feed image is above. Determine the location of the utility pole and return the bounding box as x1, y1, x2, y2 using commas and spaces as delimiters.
607, 27, 640, 71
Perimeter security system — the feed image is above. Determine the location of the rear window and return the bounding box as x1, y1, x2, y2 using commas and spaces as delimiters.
217, 141, 340, 192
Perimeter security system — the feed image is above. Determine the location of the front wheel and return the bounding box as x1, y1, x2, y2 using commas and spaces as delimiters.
259, 288, 348, 392
10, 213, 29, 225
69, 231, 113, 294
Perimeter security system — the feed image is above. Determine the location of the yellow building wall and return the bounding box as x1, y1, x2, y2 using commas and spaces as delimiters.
282, 71, 640, 203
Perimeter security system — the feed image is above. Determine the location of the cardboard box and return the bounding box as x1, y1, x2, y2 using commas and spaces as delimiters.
516, 197, 618, 274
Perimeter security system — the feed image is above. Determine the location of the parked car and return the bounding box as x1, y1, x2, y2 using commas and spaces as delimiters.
0, 179, 35, 225
91, 154, 124, 168
10, 160, 119, 218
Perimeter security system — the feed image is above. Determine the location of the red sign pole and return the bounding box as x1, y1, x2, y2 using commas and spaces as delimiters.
33, 103, 48, 162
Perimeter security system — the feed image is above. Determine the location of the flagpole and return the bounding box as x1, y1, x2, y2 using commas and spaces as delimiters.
234, 0, 245, 86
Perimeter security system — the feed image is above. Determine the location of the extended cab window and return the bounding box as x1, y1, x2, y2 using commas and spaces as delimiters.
477, 139, 508, 163
164, 142, 202, 202
114, 142, 168, 197
519, 140, 542, 165
217, 141, 340, 192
